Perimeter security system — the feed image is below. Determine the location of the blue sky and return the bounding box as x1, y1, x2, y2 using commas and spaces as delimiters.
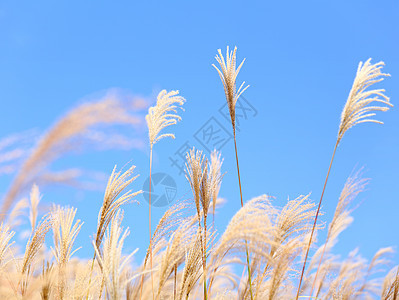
0, 0, 398, 267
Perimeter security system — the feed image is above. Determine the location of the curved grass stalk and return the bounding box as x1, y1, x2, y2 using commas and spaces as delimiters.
295, 58, 392, 299
213, 46, 253, 300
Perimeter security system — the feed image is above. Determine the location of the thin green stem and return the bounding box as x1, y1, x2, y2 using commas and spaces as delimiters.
233, 134, 254, 300
295, 140, 339, 300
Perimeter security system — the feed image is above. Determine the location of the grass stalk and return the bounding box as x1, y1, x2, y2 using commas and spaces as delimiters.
149, 147, 155, 300
310, 221, 331, 295
233, 134, 254, 300
174, 264, 177, 300
295, 140, 339, 300
86, 253, 96, 299
203, 217, 208, 300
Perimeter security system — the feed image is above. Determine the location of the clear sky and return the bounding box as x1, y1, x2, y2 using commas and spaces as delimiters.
0, 1, 398, 267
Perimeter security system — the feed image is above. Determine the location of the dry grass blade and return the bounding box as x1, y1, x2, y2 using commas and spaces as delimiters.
213, 46, 249, 133
146, 89, 186, 147
338, 58, 392, 143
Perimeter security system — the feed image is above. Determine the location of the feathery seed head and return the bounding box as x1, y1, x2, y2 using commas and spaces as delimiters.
338, 59, 392, 144
95, 165, 141, 250
213, 46, 249, 133
185, 148, 207, 218
94, 210, 137, 300
21, 213, 53, 275
51, 205, 83, 267
185, 148, 223, 220
146, 90, 186, 147
328, 170, 369, 242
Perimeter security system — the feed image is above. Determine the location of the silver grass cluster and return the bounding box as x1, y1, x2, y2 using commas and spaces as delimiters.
72, 260, 101, 299
146, 90, 186, 147
94, 210, 138, 300
318, 247, 393, 299
185, 148, 223, 221
51, 206, 83, 267
185, 148, 223, 299
213, 46, 249, 133
51, 205, 83, 299
338, 59, 393, 144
